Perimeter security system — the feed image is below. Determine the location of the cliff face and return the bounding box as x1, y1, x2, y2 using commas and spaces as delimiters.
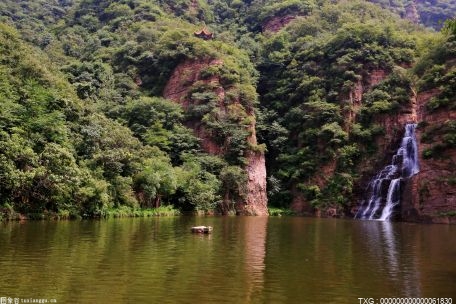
346, 75, 455, 223
401, 89, 456, 224
404, 0, 419, 24
292, 69, 404, 216
349, 70, 423, 218
262, 15, 297, 33
164, 59, 268, 215
343, 68, 456, 223
289, 66, 452, 221
290, 159, 338, 216
164, 59, 224, 154
244, 150, 268, 215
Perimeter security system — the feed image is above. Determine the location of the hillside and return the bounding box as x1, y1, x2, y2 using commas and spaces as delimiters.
368, 0, 456, 29
0, 0, 269, 217
403, 28, 456, 223
0, 0, 455, 222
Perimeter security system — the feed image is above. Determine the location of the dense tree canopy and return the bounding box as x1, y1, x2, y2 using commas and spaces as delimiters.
0, 0, 454, 218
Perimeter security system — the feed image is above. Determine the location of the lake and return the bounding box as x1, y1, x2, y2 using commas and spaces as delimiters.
0, 217, 455, 303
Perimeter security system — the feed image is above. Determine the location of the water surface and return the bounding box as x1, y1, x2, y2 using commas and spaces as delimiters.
0, 217, 455, 303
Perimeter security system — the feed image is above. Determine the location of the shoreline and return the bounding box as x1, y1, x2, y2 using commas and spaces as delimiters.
0, 205, 181, 221
1, 206, 455, 224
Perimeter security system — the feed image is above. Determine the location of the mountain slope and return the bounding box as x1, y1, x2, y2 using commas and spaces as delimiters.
0, 0, 455, 221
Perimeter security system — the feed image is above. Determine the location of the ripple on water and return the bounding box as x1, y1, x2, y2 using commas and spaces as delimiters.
0, 217, 455, 302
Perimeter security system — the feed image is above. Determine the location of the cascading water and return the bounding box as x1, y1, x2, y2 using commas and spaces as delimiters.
355, 123, 419, 221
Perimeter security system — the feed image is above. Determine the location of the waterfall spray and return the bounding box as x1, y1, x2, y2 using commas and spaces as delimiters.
356, 123, 419, 221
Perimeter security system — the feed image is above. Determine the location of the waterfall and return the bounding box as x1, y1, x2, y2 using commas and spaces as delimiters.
356, 123, 419, 221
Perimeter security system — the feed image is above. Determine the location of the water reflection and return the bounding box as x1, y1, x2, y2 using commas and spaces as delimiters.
362, 221, 421, 297
243, 216, 268, 302
382, 221, 400, 280
0, 218, 455, 303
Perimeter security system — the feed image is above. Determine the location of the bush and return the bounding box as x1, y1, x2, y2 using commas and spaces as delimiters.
268, 207, 295, 216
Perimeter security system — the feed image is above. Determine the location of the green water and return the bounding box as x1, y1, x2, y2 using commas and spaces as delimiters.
0, 217, 455, 303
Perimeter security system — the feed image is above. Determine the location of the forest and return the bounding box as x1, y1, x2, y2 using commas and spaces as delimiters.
0, 0, 455, 220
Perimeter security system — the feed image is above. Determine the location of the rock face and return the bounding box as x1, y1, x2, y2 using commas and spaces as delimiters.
291, 69, 393, 216
349, 70, 423, 219
290, 159, 338, 215
367, 69, 387, 88
164, 59, 268, 215
290, 191, 313, 215
244, 151, 268, 215
401, 89, 456, 224
342, 67, 456, 223
262, 15, 297, 33
345, 79, 364, 129
291, 69, 400, 216
164, 59, 224, 154
404, 0, 419, 24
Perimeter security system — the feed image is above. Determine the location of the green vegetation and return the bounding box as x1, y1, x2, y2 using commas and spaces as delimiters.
268, 207, 295, 216
413, 26, 456, 113
414, 24, 456, 160
368, 0, 456, 30
421, 120, 456, 159
0, 204, 180, 220
0, 0, 455, 219
437, 210, 456, 217
0, 20, 245, 219
0, 0, 266, 219
256, 1, 428, 210
444, 18, 456, 35
103, 205, 180, 218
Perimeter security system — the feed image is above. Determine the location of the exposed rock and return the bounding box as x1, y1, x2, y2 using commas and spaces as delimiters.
164, 59, 268, 215
294, 69, 390, 215
290, 155, 337, 215
401, 89, 456, 223
189, 0, 198, 15
350, 69, 420, 217
315, 159, 337, 190
346, 69, 388, 131
164, 59, 224, 155
345, 79, 364, 130
404, 0, 419, 24
361, 69, 416, 167
352, 79, 364, 105
325, 207, 338, 217
191, 226, 213, 233
367, 69, 387, 88
164, 58, 223, 105
243, 151, 268, 216
262, 15, 297, 33
350, 72, 456, 223
290, 187, 313, 215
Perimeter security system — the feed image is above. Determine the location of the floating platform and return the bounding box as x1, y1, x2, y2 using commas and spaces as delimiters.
191, 226, 213, 234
